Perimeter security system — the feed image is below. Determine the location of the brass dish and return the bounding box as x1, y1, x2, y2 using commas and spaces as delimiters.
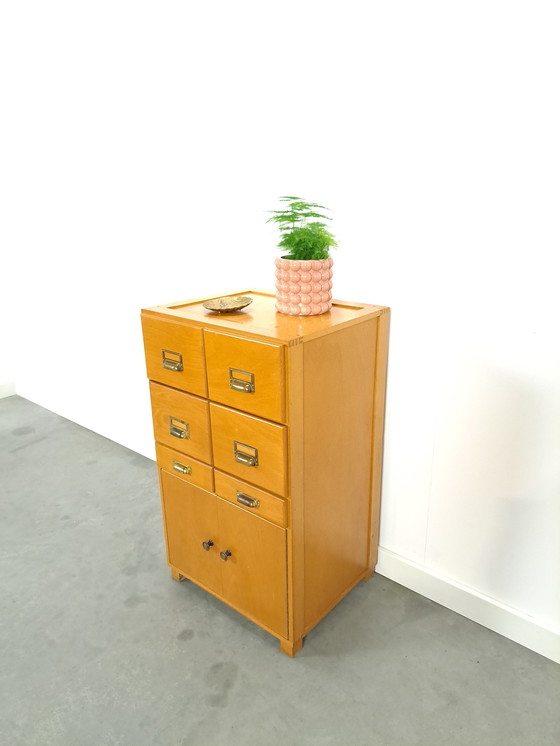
203, 295, 254, 313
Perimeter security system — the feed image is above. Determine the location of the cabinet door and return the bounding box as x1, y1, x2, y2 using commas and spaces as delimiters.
217, 498, 288, 637
160, 471, 221, 595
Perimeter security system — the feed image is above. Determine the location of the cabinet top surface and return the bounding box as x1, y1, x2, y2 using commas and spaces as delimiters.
142, 289, 389, 343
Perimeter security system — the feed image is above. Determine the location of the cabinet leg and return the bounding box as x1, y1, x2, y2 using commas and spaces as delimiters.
280, 638, 304, 657
171, 567, 185, 582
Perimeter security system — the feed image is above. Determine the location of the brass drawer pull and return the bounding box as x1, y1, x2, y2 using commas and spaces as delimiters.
229, 368, 255, 394
162, 349, 183, 372
235, 451, 257, 467
169, 416, 189, 440
202, 539, 214, 551
220, 549, 232, 561
234, 441, 258, 467
173, 460, 192, 475
236, 491, 260, 509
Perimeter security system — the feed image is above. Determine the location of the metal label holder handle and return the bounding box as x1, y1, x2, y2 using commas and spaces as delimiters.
162, 349, 184, 372
229, 368, 255, 394
233, 441, 258, 467
169, 416, 190, 440
173, 460, 192, 475
236, 490, 260, 509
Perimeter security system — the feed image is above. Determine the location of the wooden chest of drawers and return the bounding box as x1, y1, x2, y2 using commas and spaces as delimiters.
141, 289, 390, 656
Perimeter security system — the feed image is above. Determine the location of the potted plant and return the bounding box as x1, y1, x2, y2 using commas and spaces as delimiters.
268, 196, 337, 316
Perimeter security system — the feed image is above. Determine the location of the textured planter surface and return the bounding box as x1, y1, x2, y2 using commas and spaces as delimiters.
275, 257, 333, 316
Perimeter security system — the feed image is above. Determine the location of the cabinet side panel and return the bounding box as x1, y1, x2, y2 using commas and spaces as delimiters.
286, 341, 305, 645
303, 319, 377, 631
368, 309, 390, 569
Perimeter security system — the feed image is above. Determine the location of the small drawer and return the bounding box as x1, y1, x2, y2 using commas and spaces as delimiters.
142, 314, 207, 397
156, 443, 214, 492
204, 331, 285, 422
150, 382, 212, 464
209, 403, 287, 495
214, 470, 287, 527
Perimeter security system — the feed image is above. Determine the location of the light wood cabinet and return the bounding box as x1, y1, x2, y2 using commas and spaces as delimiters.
141, 289, 389, 656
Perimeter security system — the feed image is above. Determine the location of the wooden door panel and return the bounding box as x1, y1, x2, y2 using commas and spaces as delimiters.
217, 498, 287, 637
214, 470, 287, 528
160, 471, 221, 594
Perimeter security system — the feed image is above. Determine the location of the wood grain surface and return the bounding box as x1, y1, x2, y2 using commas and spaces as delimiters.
204, 330, 285, 422
141, 314, 207, 397
150, 382, 212, 464
217, 497, 288, 638
302, 319, 377, 632
209, 402, 287, 495
155, 442, 214, 492
214, 470, 287, 528
160, 470, 221, 594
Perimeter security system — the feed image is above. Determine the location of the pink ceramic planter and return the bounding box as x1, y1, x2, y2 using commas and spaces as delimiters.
275, 257, 334, 316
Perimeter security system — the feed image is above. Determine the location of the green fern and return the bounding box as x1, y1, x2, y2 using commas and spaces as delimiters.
267, 196, 337, 260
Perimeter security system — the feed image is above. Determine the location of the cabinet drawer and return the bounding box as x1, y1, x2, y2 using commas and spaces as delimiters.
150, 382, 212, 464
156, 443, 214, 492
210, 403, 287, 495
142, 315, 207, 397
214, 470, 287, 528
204, 331, 285, 422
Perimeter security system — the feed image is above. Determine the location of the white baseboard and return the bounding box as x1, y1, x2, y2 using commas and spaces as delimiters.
375, 547, 560, 665
0, 382, 16, 399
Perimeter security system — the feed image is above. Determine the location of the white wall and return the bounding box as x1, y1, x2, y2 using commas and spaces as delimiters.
2, 2, 559, 660
0, 318, 16, 399
0, 259, 16, 398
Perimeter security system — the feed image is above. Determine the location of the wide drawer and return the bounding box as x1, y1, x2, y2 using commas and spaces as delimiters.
150, 381, 212, 464
204, 331, 285, 422
156, 443, 214, 492
142, 314, 207, 397
209, 403, 287, 495
214, 470, 287, 528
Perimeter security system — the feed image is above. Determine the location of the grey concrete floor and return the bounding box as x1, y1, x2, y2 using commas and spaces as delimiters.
0, 395, 559, 746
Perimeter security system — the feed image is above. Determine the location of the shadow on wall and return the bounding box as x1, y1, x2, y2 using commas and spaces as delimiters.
485, 494, 560, 628
429, 360, 560, 627
479, 366, 559, 626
